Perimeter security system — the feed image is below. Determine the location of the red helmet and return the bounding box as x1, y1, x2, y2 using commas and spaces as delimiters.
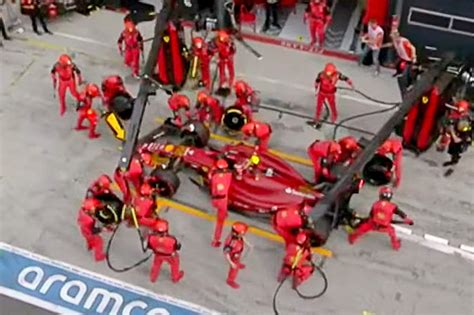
169, 94, 191, 108
324, 63, 337, 76
83, 198, 101, 211
215, 158, 228, 170
125, 21, 136, 32
192, 37, 204, 49
232, 222, 248, 235
58, 54, 72, 66
140, 152, 152, 166
329, 142, 342, 155
153, 219, 169, 233
338, 136, 359, 150
379, 186, 393, 200
86, 83, 100, 97
197, 91, 208, 103
97, 175, 111, 188
456, 100, 470, 113
296, 232, 308, 245
234, 80, 249, 95
140, 183, 152, 196
217, 31, 230, 43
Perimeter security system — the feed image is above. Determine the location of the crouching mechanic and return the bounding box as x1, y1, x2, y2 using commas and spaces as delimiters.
147, 219, 184, 283
377, 138, 403, 187
77, 198, 106, 262
307, 139, 342, 184
195, 91, 223, 127
348, 186, 413, 250
168, 93, 191, 127
223, 222, 252, 289
278, 232, 315, 288
272, 204, 313, 248
241, 120, 272, 152
75, 83, 101, 139
234, 80, 257, 121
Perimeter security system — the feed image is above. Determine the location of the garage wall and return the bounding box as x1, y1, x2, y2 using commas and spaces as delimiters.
398, 0, 474, 62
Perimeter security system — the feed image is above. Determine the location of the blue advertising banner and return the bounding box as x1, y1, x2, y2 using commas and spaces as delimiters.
0, 243, 220, 315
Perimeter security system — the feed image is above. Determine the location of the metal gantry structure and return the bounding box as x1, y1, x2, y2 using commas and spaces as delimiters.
116, 0, 455, 240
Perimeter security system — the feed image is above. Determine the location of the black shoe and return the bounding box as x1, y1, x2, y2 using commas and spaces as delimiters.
34, 30, 42, 35
262, 25, 269, 33
45, 30, 53, 35
4, 36, 12, 41
273, 23, 282, 29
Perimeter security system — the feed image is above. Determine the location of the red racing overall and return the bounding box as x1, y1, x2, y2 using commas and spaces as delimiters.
377, 138, 403, 187
148, 232, 184, 283
75, 85, 101, 139
223, 233, 246, 288
307, 140, 341, 183
314, 64, 352, 123
215, 32, 236, 89
77, 199, 106, 261
349, 197, 412, 250
101, 75, 127, 110
241, 121, 272, 152
272, 207, 306, 247
234, 81, 255, 121
133, 183, 158, 228
210, 169, 232, 247
192, 37, 213, 91
305, 0, 331, 48
168, 94, 191, 127
51, 57, 82, 116
86, 174, 113, 197
118, 23, 144, 77
279, 238, 314, 288
196, 92, 223, 125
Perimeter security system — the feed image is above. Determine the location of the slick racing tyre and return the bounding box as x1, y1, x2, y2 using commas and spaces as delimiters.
180, 120, 210, 148
362, 154, 393, 186
311, 215, 332, 247
95, 193, 124, 225
149, 168, 181, 197
110, 92, 134, 120
222, 106, 248, 132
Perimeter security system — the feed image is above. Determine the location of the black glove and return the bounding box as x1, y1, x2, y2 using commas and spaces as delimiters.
92, 226, 102, 234
175, 242, 181, 251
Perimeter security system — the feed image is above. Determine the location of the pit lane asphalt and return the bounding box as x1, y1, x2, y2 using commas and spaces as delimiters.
0, 10, 473, 315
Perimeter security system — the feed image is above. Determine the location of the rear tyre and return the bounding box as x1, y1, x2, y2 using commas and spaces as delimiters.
149, 168, 181, 197
311, 215, 332, 247
222, 106, 248, 132
362, 154, 393, 186
95, 193, 124, 225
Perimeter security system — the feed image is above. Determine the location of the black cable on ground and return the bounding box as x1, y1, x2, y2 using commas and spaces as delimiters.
105, 224, 152, 273
331, 101, 399, 140
338, 87, 401, 106
272, 266, 329, 315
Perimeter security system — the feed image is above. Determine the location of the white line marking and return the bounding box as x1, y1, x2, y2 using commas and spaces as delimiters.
0, 242, 220, 315
424, 234, 449, 245
236, 72, 399, 108
54, 32, 116, 49
0, 286, 82, 315
393, 225, 413, 235
460, 244, 474, 254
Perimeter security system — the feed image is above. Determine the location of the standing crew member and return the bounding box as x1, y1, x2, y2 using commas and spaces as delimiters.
191, 37, 212, 90
234, 80, 257, 121
312, 63, 353, 126
437, 100, 472, 167
377, 138, 403, 187
51, 54, 82, 116
241, 120, 272, 152
21, 0, 53, 35
387, 31, 418, 93
278, 232, 315, 288
304, 0, 331, 51
348, 186, 413, 250
147, 219, 184, 283
209, 159, 232, 247
359, 18, 384, 75
168, 93, 191, 127
133, 183, 159, 228
195, 91, 223, 126
77, 198, 106, 261
86, 174, 113, 197
307, 139, 342, 183
118, 20, 144, 78
223, 222, 251, 289
75, 83, 101, 139
213, 31, 236, 90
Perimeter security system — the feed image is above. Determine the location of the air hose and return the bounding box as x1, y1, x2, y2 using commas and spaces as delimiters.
339, 87, 401, 106
272, 265, 328, 315
105, 206, 152, 273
